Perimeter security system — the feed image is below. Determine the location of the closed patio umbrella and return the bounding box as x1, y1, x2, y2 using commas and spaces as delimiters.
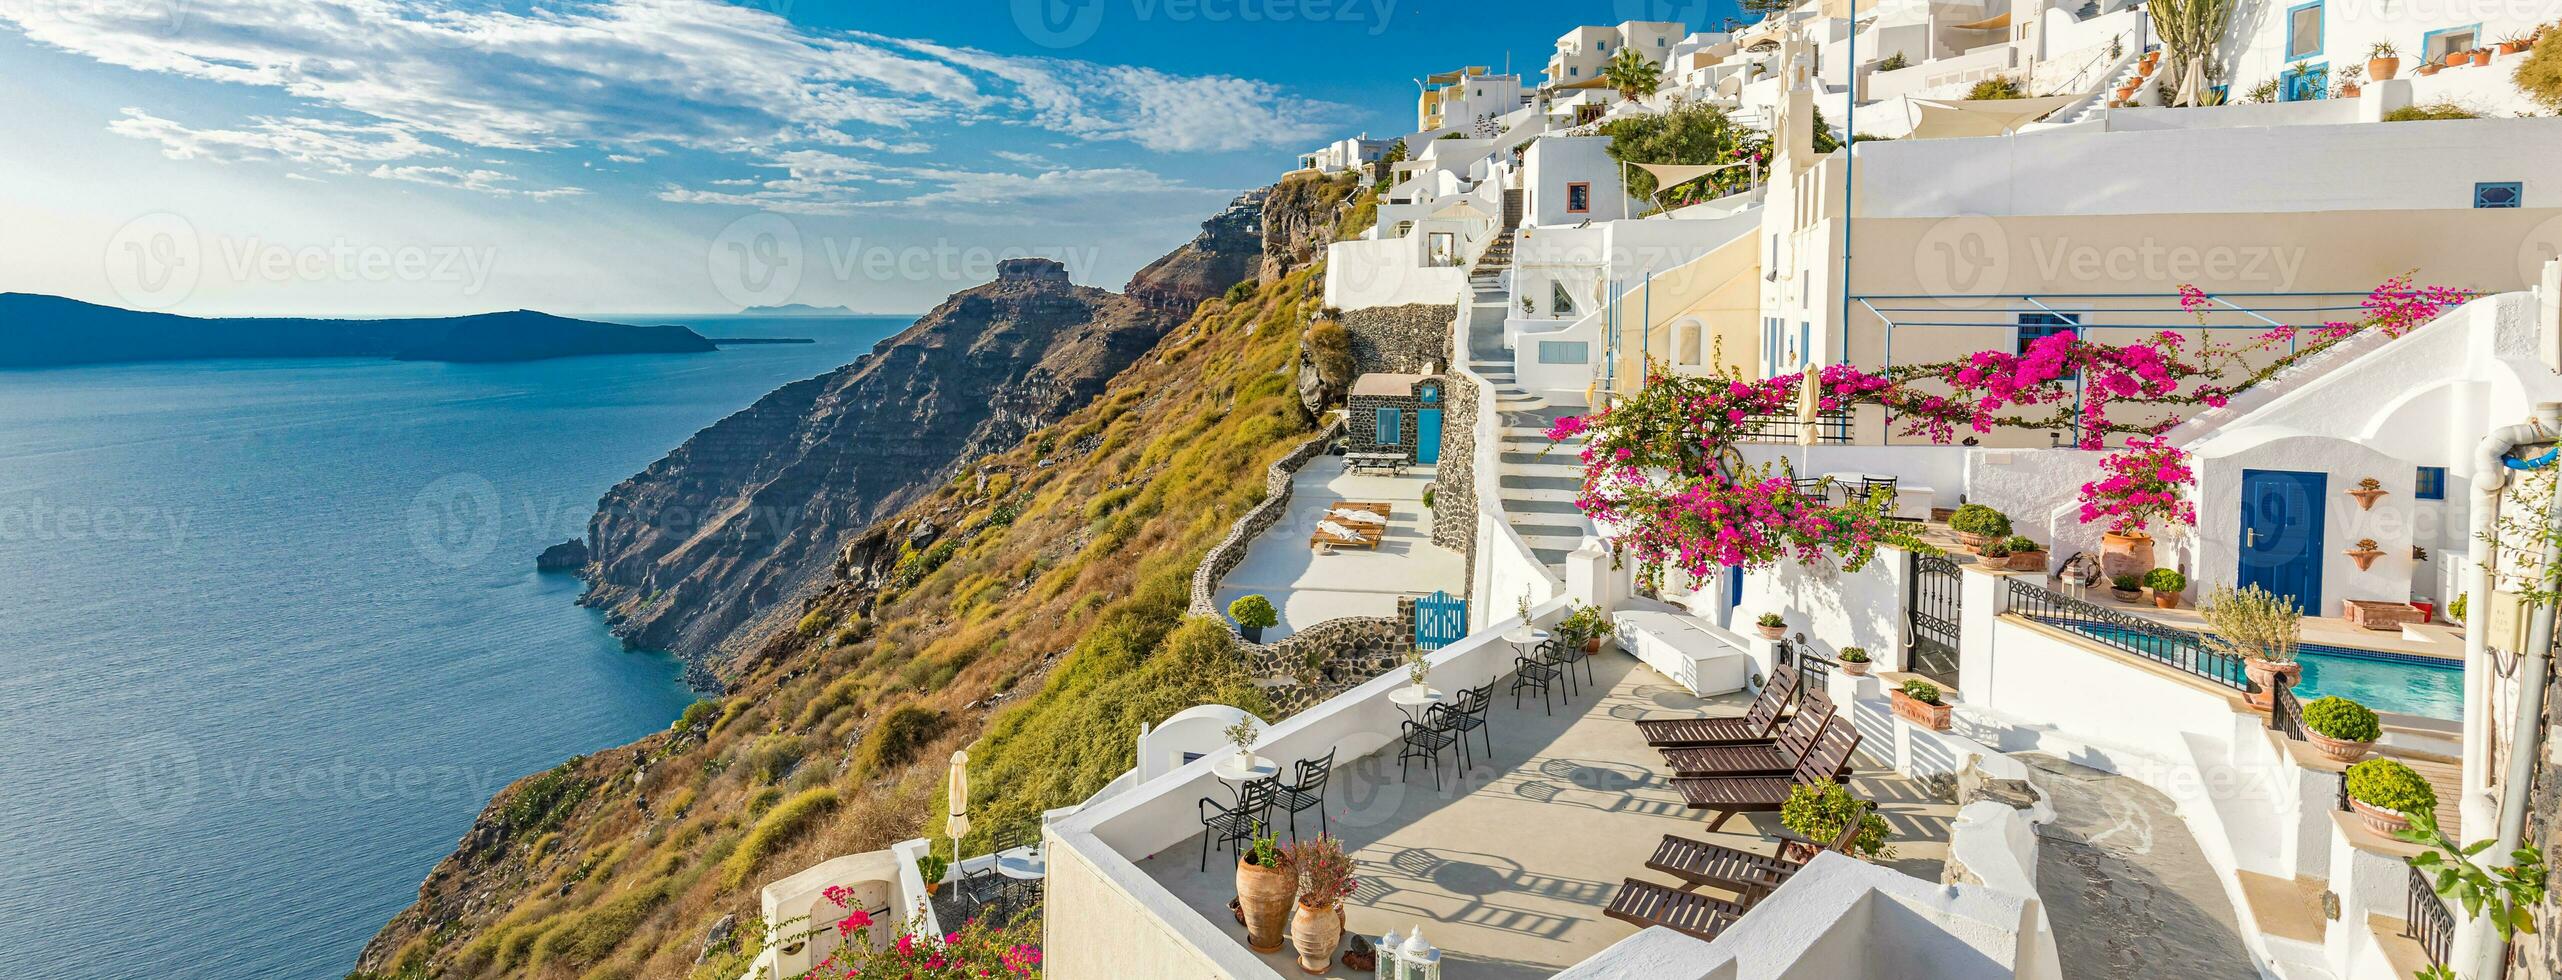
946, 750, 970, 862
1796, 362, 1823, 447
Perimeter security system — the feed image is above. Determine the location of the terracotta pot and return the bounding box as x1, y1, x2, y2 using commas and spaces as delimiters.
925, 881, 941, 896
2418, 63, 2442, 76
2444, 50, 2469, 67
1290, 901, 1344, 974
1842, 659, 1872, 676
2112, 588, 2144, 604
2471, 49, 2492, 67
2101, 532, 2155, 582
1891, 690, 1953, 732
2369, 56, 2400, 81
2306, 729, 2374, 763
2351, 797, 2413, 836
2008, 550, 2047, 572
1757, 624, 1785, 640
2242, 659, 2302, 711
2339, 83, 2361, 97
1237, 855, 1297, 953
2499, 41, 2527, 55
1956, 531, 1991, 548
2152, 592, 2179, 609
1780, 839, 1823, 863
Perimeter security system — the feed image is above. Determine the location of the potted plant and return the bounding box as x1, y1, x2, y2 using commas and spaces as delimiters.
2111, 573, 2146, 604
1980, 537, 2013, 561
1779, 782, 1896, 861
1236, 825, 1296, 953
1948, 503, 2011, 548
2302, 695, 2381, 762
1405, 650, 1431, 691
2200, 584, 2302, 710
2333, 63, 2364, 98
2144, 568, 2186, 609
1229, 593, 1279, 643
1282, 834, 1357, 973
2444, 48, 2471, 68
1557, 601, 1617, 653
2470, 47, 2492, 67
2450, 592, 2470, 630
2002, 535, 2047, 572
2369, 40, 2401, 81
1755, 612, 1787, 641
916, 853, 950, 896
2498, 31, 2533, 56
1838, 646, 1873, 677
2078, 438, 2193, 581
1223, 718, 1260, 768
1892, 678, 1952, 731
2419, 60, 2443, 76
2345, 758, 2438, 835
2348, 477, 2387, 510
2346, 537, 2386, 571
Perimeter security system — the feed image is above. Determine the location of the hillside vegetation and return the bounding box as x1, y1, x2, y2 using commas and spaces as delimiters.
356, 264, 1327, 980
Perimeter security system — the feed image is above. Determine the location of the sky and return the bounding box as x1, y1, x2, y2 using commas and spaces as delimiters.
0, 0, 1742, 317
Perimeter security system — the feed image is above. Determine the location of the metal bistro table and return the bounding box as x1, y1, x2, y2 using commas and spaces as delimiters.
1504, 627, 1552, 665
1211, 752, 1279, 805
1388, 684, 1445, 726
995, 843, 1046, 881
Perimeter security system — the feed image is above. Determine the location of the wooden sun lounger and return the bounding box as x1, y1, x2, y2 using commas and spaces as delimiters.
1309, 501, 1391, 549
1603, 878, 1749, 943
1673, 717, 1863, 831
1641, 799, 1876, 899
1633, 669, 1794, 747
1658, 699, 1835, 778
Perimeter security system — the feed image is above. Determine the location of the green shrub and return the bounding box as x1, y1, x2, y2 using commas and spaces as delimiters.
2145, 568, 2187, 593
2001, 535, 2038, 552
916, 852, 950, 884
1838, 646, 1870, 663
2345, 759, 2436, 814
1756, 612, 1786, 628
671, 698, 722, 732
1780, 782, 1895, 857
1947, 504, 2011, 539
1899, 678, 1943, 705
1981, 538, 2013, 558
2451, 592, 2470, 623
2112, 573, 2144, 591
1223, 280, 1256, 303
744, 785, 784, 816
741, 732, 806, 784
724, 787, 840, 888
2303, 696, 2381, 742
795, 609, 833, 636
530, 882, 666, 967
855, 704, 943, 775
1966, 75, 2027, 100
1228, 593, 1279, 630
505, 759, 591, 838
2383, 102, 2481, 121
1878, 51, 1909, 72
2520, 28, 2562, 113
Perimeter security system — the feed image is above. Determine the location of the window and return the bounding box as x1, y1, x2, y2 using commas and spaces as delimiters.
1537, 341, 1590, 363
2422, 25, 2480, 65
1570, 67, 1580, 77
1566, 182, 1592, 213
1418, 383, 1440, 403
1551, 281, 1577, 316
2280, 63, 2328, 101
2284, 1, 2323, 61
2416, 466, 2447, 500
1598, 40, 1609, 52
1797, 322, 1811, 368
2476, 182, 2523, 208
1376, 407, 1403, 445
2018, 313, 2081, 376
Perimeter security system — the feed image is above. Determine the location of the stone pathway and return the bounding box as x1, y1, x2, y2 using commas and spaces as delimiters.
2018, 754, 2259, 980
1461, 282, 1587, 574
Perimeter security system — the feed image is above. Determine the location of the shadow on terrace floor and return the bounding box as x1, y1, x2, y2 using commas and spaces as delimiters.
1132, 652, 1956, 978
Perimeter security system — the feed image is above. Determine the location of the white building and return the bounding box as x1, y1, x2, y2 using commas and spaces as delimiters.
1297, 134, 1394, 174
1543, 20, 1688, 90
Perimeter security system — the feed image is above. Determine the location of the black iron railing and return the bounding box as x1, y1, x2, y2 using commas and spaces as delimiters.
2270, 675, 2308, 741
2404, 861, 2456, 967
2337, 772, 2353, 813
2006, 578, 2247, 691
1738, 411, 1852, 444
1776, 636, 1835, 702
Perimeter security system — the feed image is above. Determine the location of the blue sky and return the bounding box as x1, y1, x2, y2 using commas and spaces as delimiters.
0, 0, 1738, 316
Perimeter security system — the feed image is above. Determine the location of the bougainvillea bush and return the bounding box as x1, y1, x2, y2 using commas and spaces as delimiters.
1552, 275, 2467, 579
792, 886, 1042, 979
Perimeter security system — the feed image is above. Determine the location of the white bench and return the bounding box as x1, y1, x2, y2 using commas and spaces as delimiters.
1611, 606, 1754, 696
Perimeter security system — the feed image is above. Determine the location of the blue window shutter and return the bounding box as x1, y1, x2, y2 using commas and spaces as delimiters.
1378, 408, 1402, 445
2476, 182, 2522, 209
2416, 466, 2447, 500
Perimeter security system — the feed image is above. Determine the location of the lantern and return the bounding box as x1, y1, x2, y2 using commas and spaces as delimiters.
1374, 927, 1402, 980
1401, 925, 1442, 980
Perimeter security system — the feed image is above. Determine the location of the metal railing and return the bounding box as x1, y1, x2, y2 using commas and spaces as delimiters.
1738, 411, 1853, 444
2404, 862, 2456, 967
1776, 635, 1835, 700
2270, 675, 2308, 740
2006, 578, 2247, 690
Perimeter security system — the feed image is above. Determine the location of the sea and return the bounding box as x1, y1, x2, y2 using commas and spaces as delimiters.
0, 314, 910, 979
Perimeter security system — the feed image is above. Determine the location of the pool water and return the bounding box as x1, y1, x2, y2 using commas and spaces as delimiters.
2039, 619, 2464, 721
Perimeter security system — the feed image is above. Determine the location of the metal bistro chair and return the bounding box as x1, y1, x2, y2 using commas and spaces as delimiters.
1439, 681, 1495, 765
1400, 716, 1460, 791
1196, 779, 1277, 871
1859, 476, 1899, 506
1552, 634, 1597, 691
958, 842, 1005, 909
992, 824, 1041, 920
1270, 749, 1336, 840
1511, 643, 1563, 715
1540, 638, 1582, 700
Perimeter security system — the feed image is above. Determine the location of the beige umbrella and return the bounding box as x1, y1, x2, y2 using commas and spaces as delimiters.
1903, 95, 2083, 139
945, 750, 970, 862
1796, 362, 1823, 447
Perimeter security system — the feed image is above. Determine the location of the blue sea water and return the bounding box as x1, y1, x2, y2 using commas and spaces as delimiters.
0, 316, 908, 979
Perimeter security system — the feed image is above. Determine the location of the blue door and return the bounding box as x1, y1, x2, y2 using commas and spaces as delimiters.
2238, 469, 2326, 614
1415, 409, 1442, 463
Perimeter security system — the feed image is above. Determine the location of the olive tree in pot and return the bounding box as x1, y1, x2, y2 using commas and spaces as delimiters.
1229, 593, 1279, 643
2144, 567, 2187, 609
2200, 584, 2301, 710
1838, 646, 1872, 677
1235, 824, 1297, 953
1755, 612, 1787, 641
2301, 695, 2380, 762
1948, 503, 2012, 550
2344, 758, 2437, 836
1778, 782, 1896, 863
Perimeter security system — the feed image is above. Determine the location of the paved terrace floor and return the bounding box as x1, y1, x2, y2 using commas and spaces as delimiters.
1134, 653, 1955, 978
1211, 455, 1465, 640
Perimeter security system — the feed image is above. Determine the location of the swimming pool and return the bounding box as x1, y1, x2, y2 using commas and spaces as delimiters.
2036, 619, 2464, 721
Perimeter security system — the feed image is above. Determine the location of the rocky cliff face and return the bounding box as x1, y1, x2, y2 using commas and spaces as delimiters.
577, 205, 1264, 672
1258, 170, 1362, 283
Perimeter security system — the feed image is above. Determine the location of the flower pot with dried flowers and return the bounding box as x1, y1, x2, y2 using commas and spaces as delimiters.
2201, 585, 2302, 710
2346, 537, 2386, 571
1283, 834, 1357, 974
1891, 678, 1951, 731
2302, 695, 2380, 762
1755, 612, 1786, 641
1838, 647, 1872, 676
1236, 826, 1296, 953
2345, 758, 2437, 835
2348, 477, 2386, 510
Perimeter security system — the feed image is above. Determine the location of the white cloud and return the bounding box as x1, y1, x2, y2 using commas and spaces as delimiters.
655, 151, 1213, 215
108, 107, 443, 171
369, 164, 586, 199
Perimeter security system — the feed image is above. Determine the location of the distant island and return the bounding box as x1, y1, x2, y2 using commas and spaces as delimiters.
739, 303, 858, 316
0, 293, 718, 368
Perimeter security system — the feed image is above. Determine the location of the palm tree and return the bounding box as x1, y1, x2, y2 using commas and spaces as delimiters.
1601, 48, 1663, 102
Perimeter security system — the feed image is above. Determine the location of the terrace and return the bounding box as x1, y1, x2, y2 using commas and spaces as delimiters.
1050, 622, 1959, 978
1209, 454, 1465, 639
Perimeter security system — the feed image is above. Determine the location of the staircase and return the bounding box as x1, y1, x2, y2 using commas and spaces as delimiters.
2064, 47, 2163, 125
1462, 276, 1588, 574
1467, 190, 1525, 293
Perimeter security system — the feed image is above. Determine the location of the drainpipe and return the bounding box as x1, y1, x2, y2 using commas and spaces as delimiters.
2456, 401, 2562, 980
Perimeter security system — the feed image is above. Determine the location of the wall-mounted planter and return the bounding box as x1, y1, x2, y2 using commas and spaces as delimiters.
2346, 548, 2385, 571
2348, 484, 2387, 510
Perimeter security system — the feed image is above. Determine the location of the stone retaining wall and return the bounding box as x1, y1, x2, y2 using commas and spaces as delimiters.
1431, 368, 1479, 558
1251, 598, 1420, 715
1339, 304, 1455, 375
1187, 419, 1343, 625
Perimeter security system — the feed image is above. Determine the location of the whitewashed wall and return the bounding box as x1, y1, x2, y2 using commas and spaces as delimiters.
1323, 237, 1469, 311
1740, 547, 1912, 671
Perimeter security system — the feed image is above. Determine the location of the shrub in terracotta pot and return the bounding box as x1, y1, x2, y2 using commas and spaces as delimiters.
1838, 646, 1872, 676
1558, 601, 1617, 652
1755, 612, 1787, 641
2368, 40, 2400, 80
1236, 826, 1297, 953
2345, 758, 2437, 835
1891, 678, 1952, 731
1948, 503, 2011, 548
2145, 568, 2186, 608
1283, 834, 1356, 974
2301, 695, 2380, 762
1779, 782, 1895, 863
2110, 573, 2145, 604
2002, 535, 2047, 572
1980, 537, 2012, 561
915, 853, 949, 896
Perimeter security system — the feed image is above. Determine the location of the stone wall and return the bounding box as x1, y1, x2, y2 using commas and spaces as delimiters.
1345, 376, 1445, 459
1249, 599, 1420, 716
1432, 370, 1479, 559
1188, 420, 1344, 626
1338, 304, 1455, 376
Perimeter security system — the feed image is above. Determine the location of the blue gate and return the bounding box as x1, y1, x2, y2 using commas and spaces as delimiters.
1415, 591, 1468, 650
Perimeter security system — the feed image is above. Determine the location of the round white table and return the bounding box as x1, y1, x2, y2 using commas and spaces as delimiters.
1504, 627, 1552, 664
1389, 684, 1445, 725
1211, 753, 1278, 804
995, 844, 1045, 880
